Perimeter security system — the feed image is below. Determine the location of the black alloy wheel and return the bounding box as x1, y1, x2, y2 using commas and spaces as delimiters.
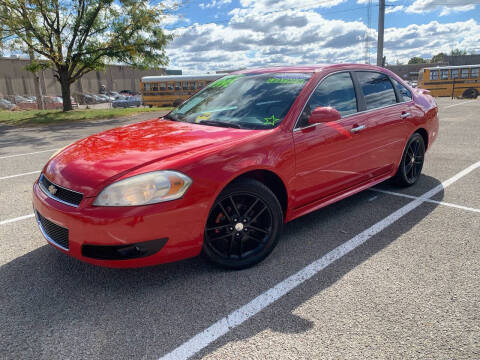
394, 133, 425, 187
203, 179, 283, 269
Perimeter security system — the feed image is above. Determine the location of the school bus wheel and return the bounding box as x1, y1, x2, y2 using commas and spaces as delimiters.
173, 98, 184, 107
463, 88, 478, 99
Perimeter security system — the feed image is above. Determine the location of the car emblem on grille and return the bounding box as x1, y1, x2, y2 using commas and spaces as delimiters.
48, 184, 58, 195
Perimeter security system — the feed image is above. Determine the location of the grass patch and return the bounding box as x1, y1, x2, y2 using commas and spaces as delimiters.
0, 107, 172, 126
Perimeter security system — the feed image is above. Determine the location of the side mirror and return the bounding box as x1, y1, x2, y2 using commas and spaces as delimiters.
308, 106, 341, 125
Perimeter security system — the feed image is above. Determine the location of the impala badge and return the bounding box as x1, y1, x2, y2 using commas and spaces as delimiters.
48, 184, 58, 195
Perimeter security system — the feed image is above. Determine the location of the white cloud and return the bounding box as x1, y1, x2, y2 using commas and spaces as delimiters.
165, 7, 480, 73
386, 5, 404, 14
406, 0, 479, 15
232, 0, 346, 16
199, 0, 232, 10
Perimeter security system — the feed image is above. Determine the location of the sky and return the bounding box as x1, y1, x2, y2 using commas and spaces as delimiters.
162, 0, 480, 73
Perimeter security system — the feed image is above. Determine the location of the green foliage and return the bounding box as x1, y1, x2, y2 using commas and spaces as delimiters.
408, 57, 427, 64
430, 53, 446, 63
450, 48, 467, 56
0, 0, 175, 111
0, 107, 171, 125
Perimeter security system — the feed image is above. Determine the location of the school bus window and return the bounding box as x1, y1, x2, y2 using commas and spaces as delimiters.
182, 81, 188, 90
430, 70, 439, 80
160, 82, 166, 91
440, 69, 448, 80
461, 68, 469, 79
198, 81, 204, 88
167, 83, 173, 91
451, 69, 459, 79
471, 68, 479, 78
144, 83, 150, 91
189, 81, 196, 90
175, 82, 181, 90
152, 83, 159, 91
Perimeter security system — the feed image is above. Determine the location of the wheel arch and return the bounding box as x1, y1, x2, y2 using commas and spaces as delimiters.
414, 127, 429, 151
228, 169, 289, 219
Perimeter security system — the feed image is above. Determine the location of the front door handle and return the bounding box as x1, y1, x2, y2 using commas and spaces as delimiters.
350, 124, 366, 133
400, 112, 411, 119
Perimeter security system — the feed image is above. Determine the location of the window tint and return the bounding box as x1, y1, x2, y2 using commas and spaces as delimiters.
296, 72, 357, 128
391, 78, 412, 102
430, 70, 439, 80
356, 72, 397, 110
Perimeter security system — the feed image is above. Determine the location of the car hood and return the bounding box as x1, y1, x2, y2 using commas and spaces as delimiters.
43, 119, 254, 197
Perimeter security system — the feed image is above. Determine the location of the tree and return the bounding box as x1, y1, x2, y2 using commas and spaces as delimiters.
0, 0, 174, 111
450, 48, 467, 56
408, 57, 427, 64
430, 52, 446, 63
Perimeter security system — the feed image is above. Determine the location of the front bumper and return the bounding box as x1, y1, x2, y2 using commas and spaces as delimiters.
32, 179, 207, 268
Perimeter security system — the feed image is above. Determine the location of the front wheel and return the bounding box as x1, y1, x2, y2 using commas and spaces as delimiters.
203, 179, 283, 269
393, 133, 425, 187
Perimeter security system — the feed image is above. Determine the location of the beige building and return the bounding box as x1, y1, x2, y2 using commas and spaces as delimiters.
0, 57, 166, 97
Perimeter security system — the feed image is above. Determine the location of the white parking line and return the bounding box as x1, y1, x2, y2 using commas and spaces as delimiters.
371, 188, 480, 214
0, 170, 40, 181
0, 148, 57, 160
159, 160, 480, 360
0, 214, 35, 225
444, 101, 470, 109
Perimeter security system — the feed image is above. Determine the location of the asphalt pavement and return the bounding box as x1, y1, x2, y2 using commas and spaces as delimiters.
0, 98, 479, 360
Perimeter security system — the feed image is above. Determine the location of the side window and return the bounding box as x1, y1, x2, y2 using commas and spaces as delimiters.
297, 72, 357, 128
461, 68, 469, 79
356, 71, 397, 110
391, 78, 412, 102
430, 70, 439, 80
472, 68, 479, 78
440, 69, 449, 80
451, 69, 459, 79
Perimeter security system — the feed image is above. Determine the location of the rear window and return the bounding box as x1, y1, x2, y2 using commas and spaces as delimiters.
391, 78, 412, 102
356, 72, 397, 110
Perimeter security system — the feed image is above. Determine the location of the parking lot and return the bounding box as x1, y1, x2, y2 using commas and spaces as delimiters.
0, 97, 479, 360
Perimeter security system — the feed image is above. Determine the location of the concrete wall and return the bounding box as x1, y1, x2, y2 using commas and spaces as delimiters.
0, 57, 166, 97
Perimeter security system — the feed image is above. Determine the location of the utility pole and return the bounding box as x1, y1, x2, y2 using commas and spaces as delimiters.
376, 0, 385, 67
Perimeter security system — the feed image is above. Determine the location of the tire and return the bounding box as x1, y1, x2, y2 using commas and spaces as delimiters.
393, 133, 425, 187
463, 88, 478, 99
173, 98, 183, 107
203, 178, 283, 269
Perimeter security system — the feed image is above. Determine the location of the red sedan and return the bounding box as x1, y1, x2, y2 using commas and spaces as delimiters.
33, 64, 438, 269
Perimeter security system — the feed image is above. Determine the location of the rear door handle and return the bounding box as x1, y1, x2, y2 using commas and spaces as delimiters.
350, 124, 365, 133
400, 112, 411, 119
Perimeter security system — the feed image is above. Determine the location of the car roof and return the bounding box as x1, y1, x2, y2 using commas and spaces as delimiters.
233, 63, 387, 75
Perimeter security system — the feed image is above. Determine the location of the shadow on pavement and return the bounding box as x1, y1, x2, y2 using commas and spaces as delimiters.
0, 175, 443, 360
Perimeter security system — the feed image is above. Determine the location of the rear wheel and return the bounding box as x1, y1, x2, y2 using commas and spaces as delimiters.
463, 88, 478, 99
394, 133, 425, 187
203, 179, 283, 269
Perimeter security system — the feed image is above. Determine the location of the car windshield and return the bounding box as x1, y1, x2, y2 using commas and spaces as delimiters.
169, 72, 312, 129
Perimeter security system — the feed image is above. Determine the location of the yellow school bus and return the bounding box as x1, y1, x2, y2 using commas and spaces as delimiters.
141, 74, 223, 107
418, 65, 480, 98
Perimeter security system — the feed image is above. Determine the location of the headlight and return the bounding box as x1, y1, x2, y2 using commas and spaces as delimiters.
93, 171, 192, 206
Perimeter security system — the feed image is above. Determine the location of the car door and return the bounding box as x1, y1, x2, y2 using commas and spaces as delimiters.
292, 71, 371, 208
354, 71, 411, 178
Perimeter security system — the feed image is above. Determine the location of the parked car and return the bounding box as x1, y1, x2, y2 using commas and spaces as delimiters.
112, 95, 142, 108
32, 64, 438, 269
0, 98, 16, 110
12, 95, 38, 110
77, 93, 96, 105
119, 89, 136, 96
71, 97, 79, 109
43, 96, 63, 110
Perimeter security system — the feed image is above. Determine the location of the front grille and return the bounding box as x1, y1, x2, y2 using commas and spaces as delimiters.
39, 174, 83, 206
36, 211, 69, 250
